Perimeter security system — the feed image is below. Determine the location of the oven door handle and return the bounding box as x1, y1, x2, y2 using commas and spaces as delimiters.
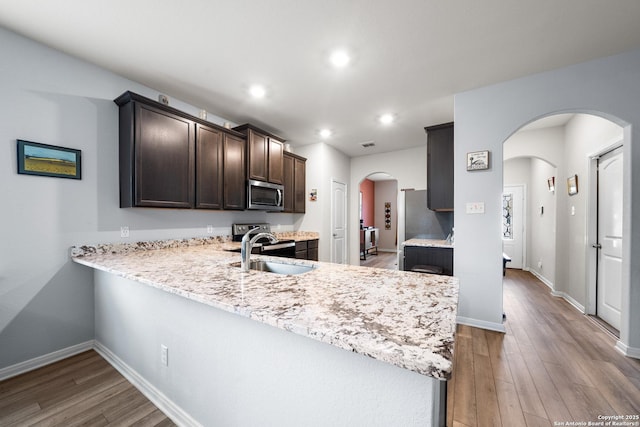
261, 242, 296, 251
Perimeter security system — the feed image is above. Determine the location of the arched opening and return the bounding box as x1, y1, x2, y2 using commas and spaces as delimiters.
502, 112, 625, 335
358, 172, 399, 269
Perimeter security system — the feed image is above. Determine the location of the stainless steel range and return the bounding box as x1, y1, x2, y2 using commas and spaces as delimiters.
231, 223, 296, 258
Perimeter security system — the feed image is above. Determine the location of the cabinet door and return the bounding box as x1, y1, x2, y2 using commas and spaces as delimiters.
293, 157, 306, 213
223, 134, 246, 210
268, 138, 284, 184
426, 123, 454, 211
195, 124, 223, 209
307, 239, 319, 261
282, 153, 294, 212
247, 129, 268, 182
134, 103, 194, 208
404, 246, 453, 275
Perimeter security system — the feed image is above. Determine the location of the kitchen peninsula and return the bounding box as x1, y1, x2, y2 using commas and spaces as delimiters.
71, 236, 458, 426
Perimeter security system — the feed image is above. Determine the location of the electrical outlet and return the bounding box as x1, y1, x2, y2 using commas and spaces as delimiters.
161, 344, 168, 366
120, 226, 130, 238
207, 225, 214, 234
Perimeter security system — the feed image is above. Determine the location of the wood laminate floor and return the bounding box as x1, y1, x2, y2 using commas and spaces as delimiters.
360, 250, 398, 269
0, 350, 175, 426
447, 269, 640, 427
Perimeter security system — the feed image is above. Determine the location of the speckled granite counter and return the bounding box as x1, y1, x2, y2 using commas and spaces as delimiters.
402, 238, 454, 249
71, 236, 458, 380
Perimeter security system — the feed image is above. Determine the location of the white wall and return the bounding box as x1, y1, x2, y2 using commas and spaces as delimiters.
374, 180, 398, 251
350, 146, 427, 265
528, 158, 557, 286
454, 48, 640, 355
294, 142, 350, 262
95, 270, 441, 426
0, 27, 299, 369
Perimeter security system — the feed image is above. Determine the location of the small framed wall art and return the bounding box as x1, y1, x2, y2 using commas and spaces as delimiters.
17, 139, 82, 180
547, 177, 555, 192
467, 150, 490, 171
567, 174, 578, 195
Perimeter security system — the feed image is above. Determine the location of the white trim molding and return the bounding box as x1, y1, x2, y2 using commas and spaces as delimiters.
94, 341, 200, 427
457, 316, 506, 333
550, 290, 586, 313
0, 340, 94, 381
528, 269, 554, 290
615, 341, 640, 360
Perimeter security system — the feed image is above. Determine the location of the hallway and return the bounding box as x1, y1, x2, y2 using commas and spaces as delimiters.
448, 269, 640, 426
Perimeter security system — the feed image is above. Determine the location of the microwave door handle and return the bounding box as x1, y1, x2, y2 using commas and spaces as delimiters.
276, 188, 283, 207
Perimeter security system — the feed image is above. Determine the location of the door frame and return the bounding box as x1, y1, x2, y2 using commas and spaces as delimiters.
585, 139, 623, 315
330, 178, 348, 264
502, 184, 527, 270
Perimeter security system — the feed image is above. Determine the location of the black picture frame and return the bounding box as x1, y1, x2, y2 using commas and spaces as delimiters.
17, 139, 81, 180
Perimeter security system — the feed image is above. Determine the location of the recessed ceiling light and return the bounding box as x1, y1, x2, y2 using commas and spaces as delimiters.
330, 50, 350, 68
379, 113, 395, 125
249, 84, 266, 98
319, 129, 332, 138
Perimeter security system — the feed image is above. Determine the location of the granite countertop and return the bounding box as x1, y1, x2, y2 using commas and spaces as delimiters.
71, 236, 458, 380
402, 238, 454, 249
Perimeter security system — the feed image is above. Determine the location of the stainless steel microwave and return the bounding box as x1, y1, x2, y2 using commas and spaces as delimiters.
247, 179, 284, 211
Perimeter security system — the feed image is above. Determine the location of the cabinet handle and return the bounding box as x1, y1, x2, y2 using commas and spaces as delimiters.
592, 243, 602, 249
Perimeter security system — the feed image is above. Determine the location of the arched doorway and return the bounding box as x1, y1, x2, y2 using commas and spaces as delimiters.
358, 172, 399, 269
502, 113, 624, 334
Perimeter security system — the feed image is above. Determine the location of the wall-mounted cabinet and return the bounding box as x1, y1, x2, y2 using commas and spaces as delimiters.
425, 122, 454, 211
234, 124, 284, 185
115, 91, 246, 210
283, 152, 306, 213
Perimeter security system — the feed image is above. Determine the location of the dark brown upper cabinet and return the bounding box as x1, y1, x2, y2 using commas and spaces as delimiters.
222, 133, 246, 210
115, 91, 247, 210
195, 124, 223, 209
425, 122, 454, 212
116, 93, 195, 208
283, 152, 306, 213
233, 124, 284, 185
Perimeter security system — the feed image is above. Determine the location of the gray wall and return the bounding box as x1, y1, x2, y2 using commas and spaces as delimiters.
454, 48, 640, 354
0, 27, 297, 369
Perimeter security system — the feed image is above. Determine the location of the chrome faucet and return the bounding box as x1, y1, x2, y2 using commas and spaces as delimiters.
240, 228, 278, 272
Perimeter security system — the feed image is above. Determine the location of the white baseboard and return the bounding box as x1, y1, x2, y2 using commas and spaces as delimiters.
528, 269, 554, 290
615, 341, 640, 359
94, 341, 201, 427
456, 316, 506, 333
550, 290, 585, 313
0, 340, 94, 381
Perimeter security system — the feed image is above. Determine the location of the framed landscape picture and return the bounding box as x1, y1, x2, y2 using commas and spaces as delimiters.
466, 150, 490, 171
17, 140, 81, 180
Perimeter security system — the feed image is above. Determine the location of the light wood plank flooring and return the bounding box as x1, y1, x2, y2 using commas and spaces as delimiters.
447, 269, 640, 426
0, 350, 175, 426
360, 250, 398, 269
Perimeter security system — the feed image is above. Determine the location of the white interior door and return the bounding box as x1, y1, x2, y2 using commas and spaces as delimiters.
331, 179, 347, 264
502, 185, 525, 269
596, 147, 623, 330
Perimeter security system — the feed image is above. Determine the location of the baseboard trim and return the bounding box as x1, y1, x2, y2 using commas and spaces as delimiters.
456, 316, 506, 333
94, 341, 201, 427
0, 340, 94, 381
550, 290, 585, 313
528, 269, 554, 290
615, 341, 640, 359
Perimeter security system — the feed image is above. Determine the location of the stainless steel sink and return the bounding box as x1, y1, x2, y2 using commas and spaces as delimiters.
233, 260, 316, 275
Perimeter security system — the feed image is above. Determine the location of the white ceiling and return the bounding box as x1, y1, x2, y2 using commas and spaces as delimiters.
2, 1, 640, 157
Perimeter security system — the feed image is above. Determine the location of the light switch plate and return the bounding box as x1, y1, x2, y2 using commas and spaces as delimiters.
466, 202, 485, 214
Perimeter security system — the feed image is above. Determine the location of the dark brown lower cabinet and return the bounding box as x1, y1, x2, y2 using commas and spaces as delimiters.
403, 246, 453, 276
295, 239, 319, 261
